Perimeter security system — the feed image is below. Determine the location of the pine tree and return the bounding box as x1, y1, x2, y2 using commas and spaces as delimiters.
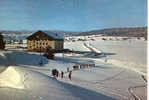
0, 33, 5, 49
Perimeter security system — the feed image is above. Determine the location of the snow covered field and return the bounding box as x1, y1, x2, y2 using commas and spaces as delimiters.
90, 38, 147, 76
65, 37, 147, 76
0, 36, 147, 100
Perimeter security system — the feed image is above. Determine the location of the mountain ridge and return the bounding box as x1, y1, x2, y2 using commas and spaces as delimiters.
0, 27, 147, 40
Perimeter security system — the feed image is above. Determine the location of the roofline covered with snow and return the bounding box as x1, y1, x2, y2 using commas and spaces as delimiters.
27, 30, 64, 41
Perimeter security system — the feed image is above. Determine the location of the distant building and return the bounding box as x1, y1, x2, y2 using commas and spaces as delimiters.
27, 30, 64, 52
22, 40, 27, 44
0, 33, 5, 49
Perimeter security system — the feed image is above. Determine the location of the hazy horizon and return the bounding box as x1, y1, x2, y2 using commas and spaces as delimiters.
0, 26, 147, 33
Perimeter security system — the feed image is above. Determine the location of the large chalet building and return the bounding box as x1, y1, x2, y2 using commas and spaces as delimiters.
0, 33, 5, 49
27, 31, 64, 52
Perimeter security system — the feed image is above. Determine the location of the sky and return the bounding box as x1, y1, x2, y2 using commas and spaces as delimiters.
0, 0, 147, 32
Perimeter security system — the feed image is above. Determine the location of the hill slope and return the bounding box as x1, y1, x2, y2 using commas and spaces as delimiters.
0, 27, 147, 40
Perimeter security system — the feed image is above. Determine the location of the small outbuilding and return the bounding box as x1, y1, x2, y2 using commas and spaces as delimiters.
27, 30, 64, 52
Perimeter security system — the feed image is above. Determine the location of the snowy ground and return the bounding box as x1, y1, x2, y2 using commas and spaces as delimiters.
90, 38, 147, 76
0, 37, 147, 100
65, 37, 147, 76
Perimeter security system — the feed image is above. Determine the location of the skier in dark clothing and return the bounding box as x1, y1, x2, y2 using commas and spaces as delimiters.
68, 71, 72, 80
61, 71, 64, 78
56, 70, 59, 78
52, 69, 59, 78
52, 69, 56, 76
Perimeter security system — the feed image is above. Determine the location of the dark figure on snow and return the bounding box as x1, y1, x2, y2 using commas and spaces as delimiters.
61, 71, 64, 78
56, 70, 59, 77
67, 67, 69, 72
52, 69, 56, 76
68, 71, 72, 80
52, 69, 59, 77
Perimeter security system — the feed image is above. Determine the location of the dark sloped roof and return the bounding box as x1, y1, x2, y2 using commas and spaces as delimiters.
27, 30, 63, 40
43, 31, 63, 40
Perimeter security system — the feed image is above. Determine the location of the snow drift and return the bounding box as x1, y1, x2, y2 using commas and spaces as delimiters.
0, 66, 115, 100
0, 66, 24, 89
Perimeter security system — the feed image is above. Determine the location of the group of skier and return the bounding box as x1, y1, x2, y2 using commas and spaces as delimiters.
52, 68, 72, 80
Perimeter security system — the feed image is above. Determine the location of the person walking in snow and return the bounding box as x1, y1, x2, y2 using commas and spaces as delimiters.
52, 69, 58, 77
56, 69, 59, 78
67, 67, 69, 72
68, 71, 72, 80
61, 71, 64, 79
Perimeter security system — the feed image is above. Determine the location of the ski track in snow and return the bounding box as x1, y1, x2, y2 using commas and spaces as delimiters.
22, 72, 29, 89
128, 76, 147, 100
93, 69, 126, 83
128, 85, 147, 100
59, 74, 129, 99
64, 39, 146, 100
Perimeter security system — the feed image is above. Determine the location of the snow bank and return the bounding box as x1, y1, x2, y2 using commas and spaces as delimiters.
0, 66, 114, 100
0, 66, 24, 89
0, 51, 48, 67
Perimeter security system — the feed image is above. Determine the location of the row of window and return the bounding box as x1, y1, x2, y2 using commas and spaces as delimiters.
29, 44, 62, 49
29, 42, 49, 45
29, 45, 49, 49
